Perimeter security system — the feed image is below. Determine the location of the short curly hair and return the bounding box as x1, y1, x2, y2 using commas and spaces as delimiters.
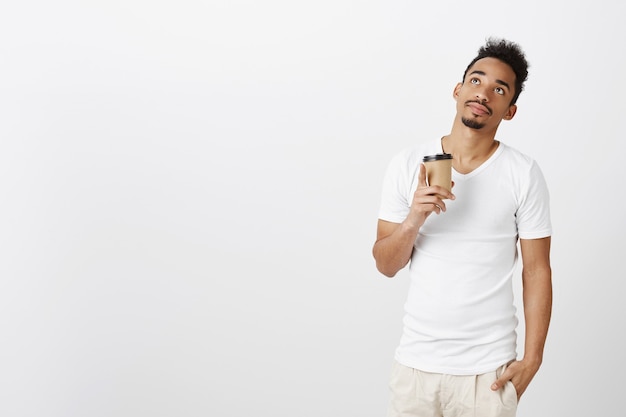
462, 37, 529, 105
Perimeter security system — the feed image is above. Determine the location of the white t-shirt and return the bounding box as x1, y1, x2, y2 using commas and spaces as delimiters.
378, 139, 552, 375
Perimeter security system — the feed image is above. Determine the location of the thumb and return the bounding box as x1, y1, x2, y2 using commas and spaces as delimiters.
418, 163, 428, 187
491, 374, 509, 391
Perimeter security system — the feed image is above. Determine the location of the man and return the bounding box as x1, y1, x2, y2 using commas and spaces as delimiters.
373, 38, 552, 417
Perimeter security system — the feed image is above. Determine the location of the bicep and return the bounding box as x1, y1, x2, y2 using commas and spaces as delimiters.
520, 238, 552, 293
519, 237, 551, 271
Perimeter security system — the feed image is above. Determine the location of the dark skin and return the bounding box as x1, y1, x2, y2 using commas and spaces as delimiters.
373, 57, 552, 401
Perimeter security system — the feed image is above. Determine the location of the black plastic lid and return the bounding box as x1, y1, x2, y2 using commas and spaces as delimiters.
422, 153, 453, 162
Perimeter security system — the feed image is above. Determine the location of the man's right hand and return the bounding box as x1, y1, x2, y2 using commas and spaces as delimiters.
405, 163, 455, 230
372, 164, 455, 277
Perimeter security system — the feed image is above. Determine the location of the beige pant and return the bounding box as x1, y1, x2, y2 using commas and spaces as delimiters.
386, 361, 518, 417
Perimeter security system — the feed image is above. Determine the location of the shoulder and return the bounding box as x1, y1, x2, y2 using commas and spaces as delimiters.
387, 139, 442, 170
497, 143, 550, 200
497, 142, 545, 178
498, 142, 537, 167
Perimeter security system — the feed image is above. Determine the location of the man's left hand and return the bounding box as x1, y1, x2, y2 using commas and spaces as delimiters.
490, 359, 541, 402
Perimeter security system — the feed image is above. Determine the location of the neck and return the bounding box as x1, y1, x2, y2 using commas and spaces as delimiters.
442, 128, 500, 174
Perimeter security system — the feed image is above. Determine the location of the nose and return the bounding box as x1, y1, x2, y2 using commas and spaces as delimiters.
475, 89, 489, 103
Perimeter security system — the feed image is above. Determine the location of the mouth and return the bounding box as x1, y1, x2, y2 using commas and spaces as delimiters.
466, 101, 492, 116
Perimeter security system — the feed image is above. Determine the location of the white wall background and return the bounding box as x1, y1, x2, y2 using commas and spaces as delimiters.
1, 1, 624, 416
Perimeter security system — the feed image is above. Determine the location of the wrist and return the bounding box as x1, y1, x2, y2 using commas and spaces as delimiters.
402, 215, 425, 232
521, 354, 543, 369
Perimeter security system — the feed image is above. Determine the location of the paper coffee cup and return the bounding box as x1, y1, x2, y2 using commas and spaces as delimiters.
422, 153, 453, 195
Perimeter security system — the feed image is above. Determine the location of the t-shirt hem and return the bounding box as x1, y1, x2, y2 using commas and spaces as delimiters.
378, 214, 406, 224
518, 229, 552, 240
394, 354, 517, 376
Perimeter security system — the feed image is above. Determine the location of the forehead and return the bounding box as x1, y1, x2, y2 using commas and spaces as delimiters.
466, 57, 516, 85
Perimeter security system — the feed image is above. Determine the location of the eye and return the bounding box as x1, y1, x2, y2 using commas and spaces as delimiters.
494, 87, 505, 95
470, 78, 480, 85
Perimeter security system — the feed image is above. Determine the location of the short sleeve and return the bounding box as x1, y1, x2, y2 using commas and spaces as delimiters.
516, 160, 552, 239
378, 152, 413, 224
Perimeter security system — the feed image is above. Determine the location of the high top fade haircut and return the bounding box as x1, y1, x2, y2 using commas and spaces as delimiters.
462, 37, 529, 105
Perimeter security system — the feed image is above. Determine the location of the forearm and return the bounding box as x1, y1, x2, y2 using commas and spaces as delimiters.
372, 221, 420, 277
521, 265, 552, 366
491, 263, 552, 400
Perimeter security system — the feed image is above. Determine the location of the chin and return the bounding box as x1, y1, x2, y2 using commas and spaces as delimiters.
461, 117, 485, 129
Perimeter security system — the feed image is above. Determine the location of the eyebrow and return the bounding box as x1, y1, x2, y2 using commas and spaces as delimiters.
469, 70, 511, 91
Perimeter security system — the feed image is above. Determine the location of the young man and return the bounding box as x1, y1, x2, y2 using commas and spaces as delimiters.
373, 38, 552, 417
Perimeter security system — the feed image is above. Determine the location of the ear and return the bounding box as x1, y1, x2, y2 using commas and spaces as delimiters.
453, 83, 462, 99
503, 104, 517, 120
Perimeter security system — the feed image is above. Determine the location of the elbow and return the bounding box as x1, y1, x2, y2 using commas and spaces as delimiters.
372, 244, 403, 278
375, 261, 399, 278
381, 271, 398, 278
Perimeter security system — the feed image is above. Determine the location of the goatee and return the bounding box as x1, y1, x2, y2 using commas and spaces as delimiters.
462, 117, 485, 129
